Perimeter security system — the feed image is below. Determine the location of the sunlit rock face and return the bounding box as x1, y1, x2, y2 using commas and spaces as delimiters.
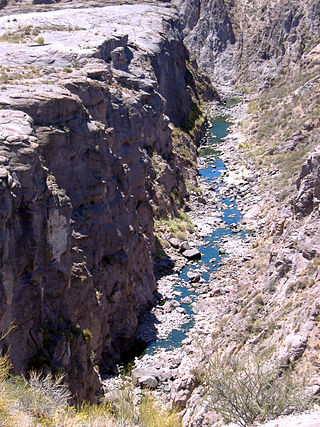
0, 4, 195, 402
174, 0, 320, 86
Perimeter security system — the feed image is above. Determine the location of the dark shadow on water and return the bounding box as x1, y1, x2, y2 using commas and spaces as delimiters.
119, 311, 161, 374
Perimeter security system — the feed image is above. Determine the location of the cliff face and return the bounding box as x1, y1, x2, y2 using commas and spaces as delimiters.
0, 4, 199, 402
174, 0, 320, 87
169, 1, 320, 424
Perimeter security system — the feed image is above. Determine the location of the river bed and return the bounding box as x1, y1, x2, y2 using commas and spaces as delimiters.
103, 111, 254, 401
137, 115, 246, 356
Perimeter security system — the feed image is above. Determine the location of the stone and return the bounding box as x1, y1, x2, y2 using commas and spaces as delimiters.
0, 167, 7, 178
278, 334, 308, 365
197, 196, 207, 204
182, 248, 201, 260
132, 367, 157, 381
157, 368, 173, 382
187, 271, 201, 283
179, 241, 190, 253
110, 46, 127, 69
138, 376, 158, 389
0, 0, 7, 10
169, 237, 180, 249
170, 375, 198, 409
162, 300, 176, 313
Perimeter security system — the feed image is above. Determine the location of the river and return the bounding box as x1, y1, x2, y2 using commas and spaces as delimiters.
141, 115, 246, 356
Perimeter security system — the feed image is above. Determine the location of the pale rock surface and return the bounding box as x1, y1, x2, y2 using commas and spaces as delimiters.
0, 3, 197, 402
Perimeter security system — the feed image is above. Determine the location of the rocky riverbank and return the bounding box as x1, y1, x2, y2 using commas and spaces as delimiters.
102, 98, 269, 424
109, 86, 320, 425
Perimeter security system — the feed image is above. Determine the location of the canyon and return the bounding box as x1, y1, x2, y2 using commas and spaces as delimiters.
0, 0, 320, 425
0, 2, 210, 402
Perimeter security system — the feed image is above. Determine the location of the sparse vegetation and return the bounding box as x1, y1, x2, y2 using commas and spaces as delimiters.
0, 24, 83, 45
0, 355, 181, 426
186, 181, 202, 194
0, 65, 41, 84
36, 36, 45, 45
201, 352, 315, 426
82, 328, 93, 343
171, 126, 197, 167
154, 237, 166, 261
235, 84, 251, 94
242, 65, 320, 205
154, 210, 195, 242
181, 100, 204, 134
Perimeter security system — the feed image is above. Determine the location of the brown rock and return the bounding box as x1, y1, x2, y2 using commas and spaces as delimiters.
179, 241, 190, 253
139, 376, 158, 389
0, 4, 199, 403
171, 375, 198, 409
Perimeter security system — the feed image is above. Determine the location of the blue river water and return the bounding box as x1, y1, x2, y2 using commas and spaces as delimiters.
145, 116, 245, 354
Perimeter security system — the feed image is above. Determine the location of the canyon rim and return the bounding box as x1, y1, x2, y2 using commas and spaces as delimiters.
0, 0, 320, 426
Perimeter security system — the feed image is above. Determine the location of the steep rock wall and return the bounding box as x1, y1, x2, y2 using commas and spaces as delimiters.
174, 0, 320, 86
0, 4, 202, 402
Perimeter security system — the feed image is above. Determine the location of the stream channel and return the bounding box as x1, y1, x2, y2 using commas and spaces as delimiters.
140, 115, 246, 357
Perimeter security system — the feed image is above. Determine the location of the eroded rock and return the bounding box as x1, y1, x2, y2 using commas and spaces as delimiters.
187, 271, 201, 283
0, 3, 201, 403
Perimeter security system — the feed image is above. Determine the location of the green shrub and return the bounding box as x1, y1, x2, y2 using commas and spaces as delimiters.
82, 329, 93, 343
253, 294, 264, 306
181, 100, 203, 134
202, 352, 314, 426
36, 37, 44, 45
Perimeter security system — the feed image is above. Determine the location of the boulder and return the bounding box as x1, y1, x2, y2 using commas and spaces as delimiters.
182, 248, 201, 260
187, 271, 201, 283
162, 300, 176, 313
157, 368, 173, 382
179, 241, 190, 253
132, 367, 157, 381
110, 46, 127, 69
278, 334, 308, 365
169, 237, 180, 249
170, 375, 198, 409
138, 375, 158, 389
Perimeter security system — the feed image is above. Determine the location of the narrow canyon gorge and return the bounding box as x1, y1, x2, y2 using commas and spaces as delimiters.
0, 0, 320, 425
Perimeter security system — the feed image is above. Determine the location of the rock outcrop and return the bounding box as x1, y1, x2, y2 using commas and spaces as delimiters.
174, 0, 320, 86
0, 4, 206, 402
295, 146, 320, 217
2, 0, 320, 423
